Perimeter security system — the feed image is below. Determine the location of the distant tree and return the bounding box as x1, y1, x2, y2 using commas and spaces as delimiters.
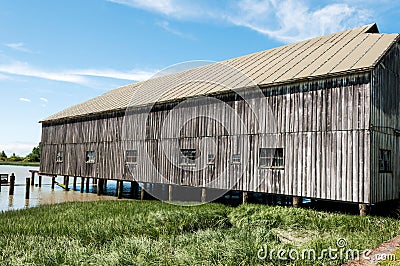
9, 153, 23, 162
24, 144, 41, 162
0, 151, 6, 158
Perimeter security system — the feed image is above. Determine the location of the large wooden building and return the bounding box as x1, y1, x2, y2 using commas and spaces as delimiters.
40, 24, 400, 209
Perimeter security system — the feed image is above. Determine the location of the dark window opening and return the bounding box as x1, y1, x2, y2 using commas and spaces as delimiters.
259, 148, 284, 169
179, 149, 197, 166
379, 149, 391, 173
86, 151, 95, 164
126, 150, 138, 164
231, 154, 241, 164
56, 151, 63, 163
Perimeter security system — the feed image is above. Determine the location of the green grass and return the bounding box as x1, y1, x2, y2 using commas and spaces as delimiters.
0, 161, 40, 167
0, 201, 399, 265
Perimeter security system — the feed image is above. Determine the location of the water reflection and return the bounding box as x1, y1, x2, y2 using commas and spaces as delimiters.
0, 165, 122, 212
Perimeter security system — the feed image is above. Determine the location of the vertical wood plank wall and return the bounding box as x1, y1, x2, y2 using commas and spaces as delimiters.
41, 73, 372, 203
370, 42, 400, 203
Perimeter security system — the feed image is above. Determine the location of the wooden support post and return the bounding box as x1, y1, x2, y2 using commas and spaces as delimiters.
86, 177, 90, 192
65, 176, 69, 191
130, 181, 138, 199
242, 191, 248, 204
9, 173, 15, 196
30, 171, 35, 186
201, 188, 207, 203
103, 180, 107, 191
117, 180, 123, 199
51, 176, 56, 190
97, 179, 103, 196
359, 204, 369, 216
80, 177, 85, 193
38, 176, 42, 187
140, 183, 146, 200
293, 196, 302, 208
168, 185, 173, 202
25, 178, 30, 199
73, 176, 77, 190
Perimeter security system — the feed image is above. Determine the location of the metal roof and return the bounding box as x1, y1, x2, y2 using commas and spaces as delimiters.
42, 23, 399, 122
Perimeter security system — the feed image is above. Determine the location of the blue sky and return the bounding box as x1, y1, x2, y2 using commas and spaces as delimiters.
0, 0, 399, 156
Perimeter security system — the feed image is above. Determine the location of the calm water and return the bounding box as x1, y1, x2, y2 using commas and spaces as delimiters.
0, 165, 125, 212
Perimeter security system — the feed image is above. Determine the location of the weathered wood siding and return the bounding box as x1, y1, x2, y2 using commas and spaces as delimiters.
41, 73, 372, 203
370, 40, 400, 203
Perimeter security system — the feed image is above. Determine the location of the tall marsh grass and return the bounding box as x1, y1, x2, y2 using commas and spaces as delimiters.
0, 201, 398, 265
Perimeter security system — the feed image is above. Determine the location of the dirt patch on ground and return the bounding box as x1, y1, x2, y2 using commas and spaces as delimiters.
343, 235, 400, 266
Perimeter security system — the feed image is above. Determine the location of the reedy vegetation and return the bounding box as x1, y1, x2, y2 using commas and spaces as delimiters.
0, 201, 398, 265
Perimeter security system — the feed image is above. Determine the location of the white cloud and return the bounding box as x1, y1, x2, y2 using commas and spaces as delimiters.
40, 97, 48, 103
4, 42, 33, 53
110, 0, 372, 43
109, 0, 183, 17
228, 0, 372, 43
0, 61, 157, 86
19, 98, 31, 103
0, 61, 87, 84
70, 68, 156, 81
156, 20, 196, 40
0, 143, 36, 156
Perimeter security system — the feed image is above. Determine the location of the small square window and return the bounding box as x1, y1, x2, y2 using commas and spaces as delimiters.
126, 150, 138, 164
231, 154, 241, 164
179, 149, 197, 166
56, 151, 63, 163
379, 149, 391, 173
86, 151, 95, 164
259, 148, 284, 169
207, 154, 215, 164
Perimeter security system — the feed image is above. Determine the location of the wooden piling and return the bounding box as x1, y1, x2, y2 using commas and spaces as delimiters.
168, 185, 173, 202
38, 176, 42, 187
51, 176, 56, 190
359, 204, 369, 216
103, 180, 107, 191
201, 188, 207, 203
25, 178, 30, 199
130, 181, 138, 199
73, 176, 77, 190
30, 171, 35, 186
140, 183, 146, 200
9, 173, 15, 196
65, 176, 69, 190
242, 191, 248, 204
117, 180, 123, 199
86, 177, 90, 192
293, 196, 302, 208
97, 179, 103, 196
80, 177, 85, 193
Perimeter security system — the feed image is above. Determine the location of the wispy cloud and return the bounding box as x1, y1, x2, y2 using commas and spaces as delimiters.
156, 20, 196, 40
19, 98, 31, 103
4, 42, 34, 53
227, 0, 372, 43
0, 61, 157, 86
40, 97, 48, 103
110, 0, 373, 43
70, 68, 156, 81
